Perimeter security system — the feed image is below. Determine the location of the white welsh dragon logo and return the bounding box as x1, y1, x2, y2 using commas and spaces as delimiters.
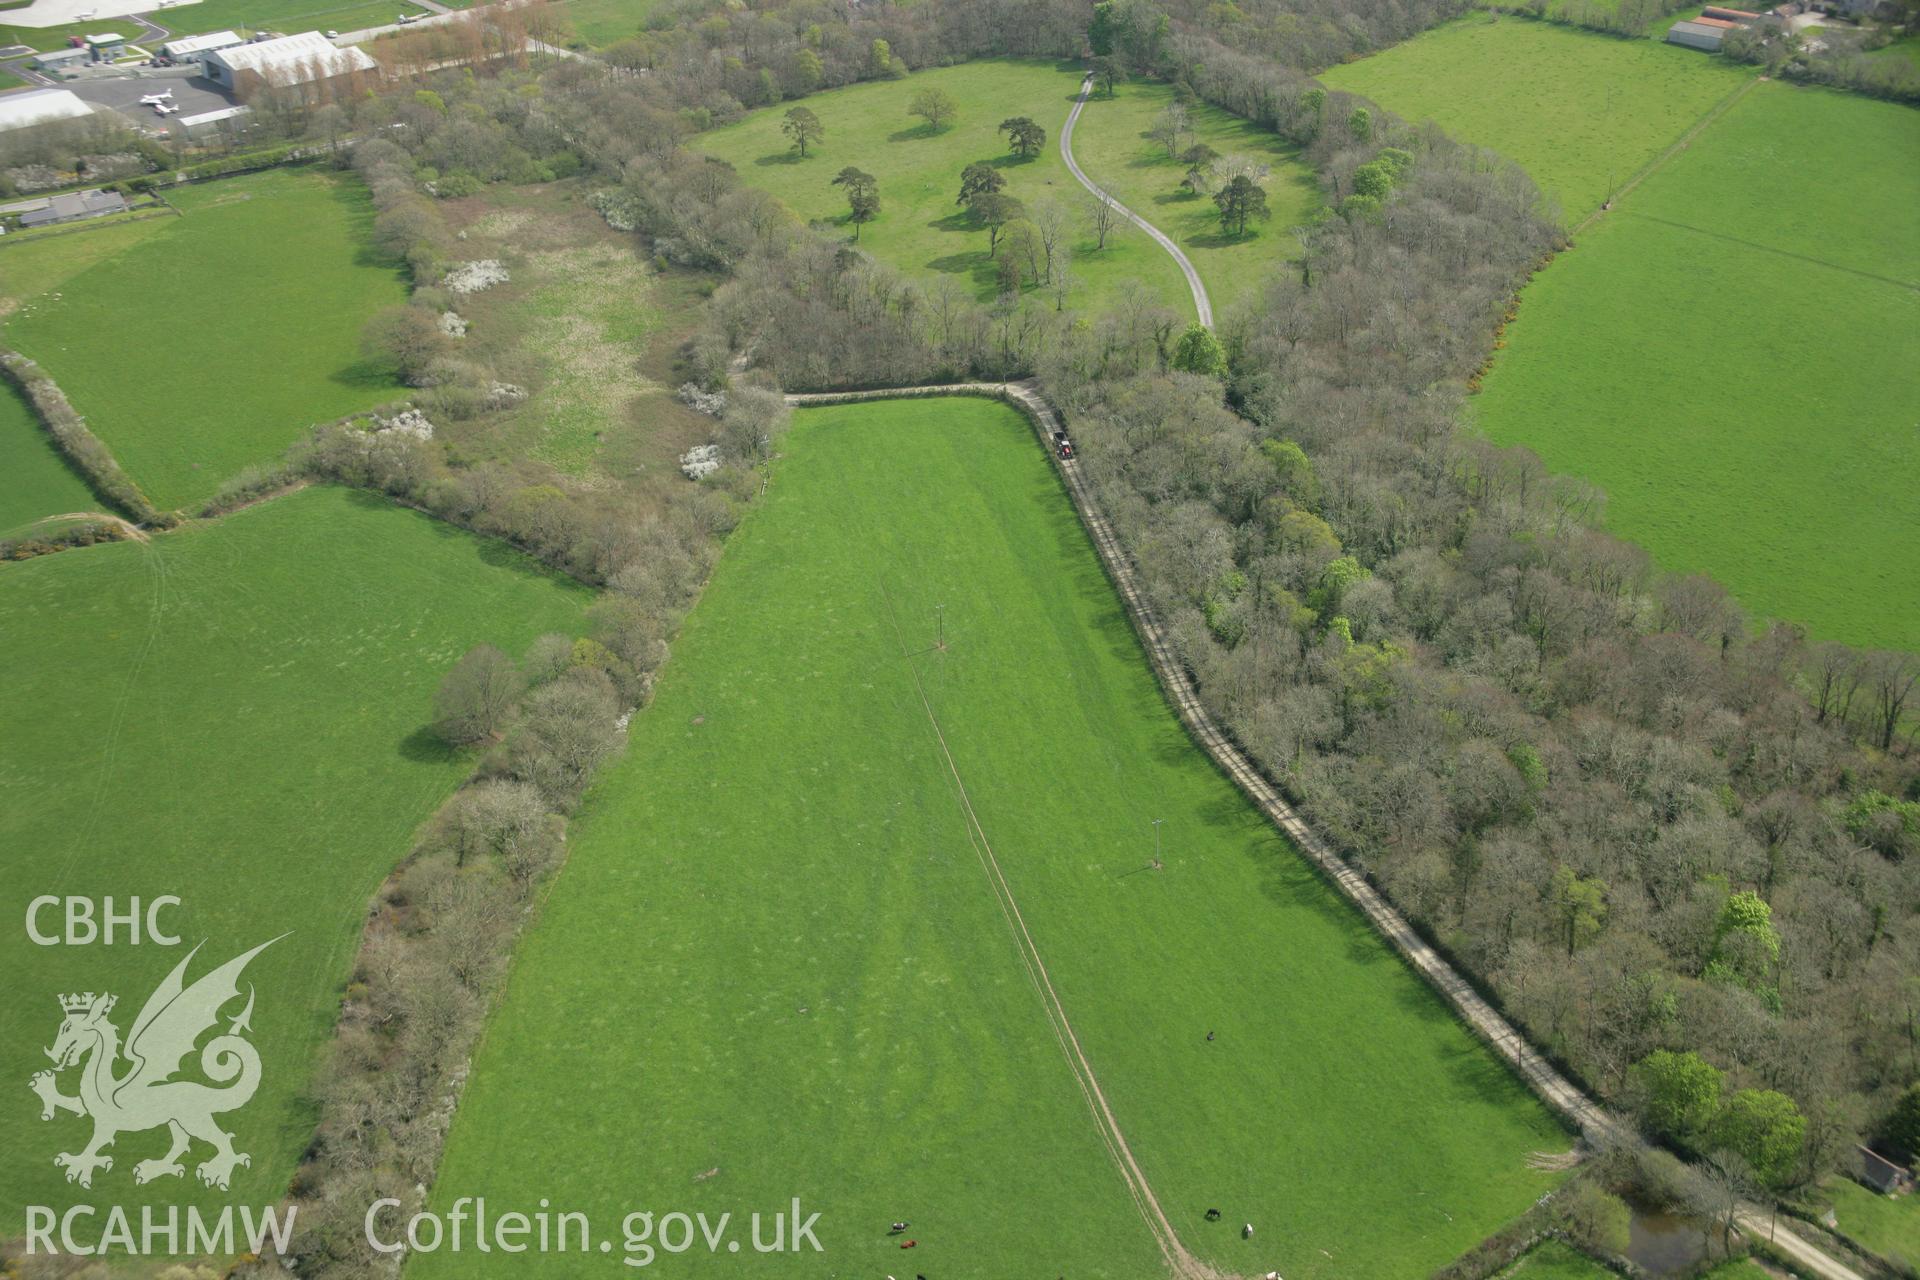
29, 936, 284, 1191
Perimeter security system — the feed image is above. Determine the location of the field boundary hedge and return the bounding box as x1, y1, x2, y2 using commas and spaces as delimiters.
0, 348, 163, 525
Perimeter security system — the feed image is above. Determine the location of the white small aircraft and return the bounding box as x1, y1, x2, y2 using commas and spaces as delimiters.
138, 90, 174, 105
152, 102, 177, 115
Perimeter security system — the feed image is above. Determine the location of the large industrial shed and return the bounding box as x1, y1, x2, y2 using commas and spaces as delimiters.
201, 32, 378, 99
0, 88, 99, 135
1668, 18, 1730, 48
160, 30, 246, 66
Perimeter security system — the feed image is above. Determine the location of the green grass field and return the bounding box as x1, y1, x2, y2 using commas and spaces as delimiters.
1830, 1178, 1920, 1267
1321, 14, 1755, 221
421, 397, 1566, 1279
1474, 82, 1920, 653
0, 379, 96, 532
1501, 1238, 1613, 1278
0, 484, 586, 1236
1066, 78, 1320, 318
698, 60, 1197, 316
553, 0, 662, 48
0, 0, 425, 51
3, 168, 408, 510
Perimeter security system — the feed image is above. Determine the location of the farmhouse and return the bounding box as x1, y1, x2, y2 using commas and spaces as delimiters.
160, 30, 245, 65
1667, 18, 1730, 48
0, 87, 98, 134
201, 32, 378, 99
16, 188, 128, 229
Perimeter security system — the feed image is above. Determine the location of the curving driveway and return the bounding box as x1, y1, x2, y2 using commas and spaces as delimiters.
1060, 73, 1213, 328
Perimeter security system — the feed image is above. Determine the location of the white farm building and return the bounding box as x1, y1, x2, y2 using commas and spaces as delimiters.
201, 32, 378, 98
0, 88, 99, 135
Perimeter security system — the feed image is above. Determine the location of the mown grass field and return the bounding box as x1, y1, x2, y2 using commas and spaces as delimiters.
1320, 14, 1754, 220
422, 397, 1566, 1279
1830, 1178, 1920, 1267
1474, 82, 1920, 653
553, 0, 663, 48
698, 60, 1196, 316
0, 484, 586, 1236
1501, 1238, 1612, 1278
1067, 78, 1320, 318
3, 168, 408, 510
0, 379, 95, 532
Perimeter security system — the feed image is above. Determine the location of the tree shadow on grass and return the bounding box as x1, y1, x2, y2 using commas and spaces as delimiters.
888, 123, 942, 143
752, 150, 805, 167
1186, 228, 1257, 250
399, 722, 457, 764
330, 357, 398, 391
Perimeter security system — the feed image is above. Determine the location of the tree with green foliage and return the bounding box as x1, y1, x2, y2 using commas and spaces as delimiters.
1089, 0, 1119, 54
1261, 438, 1318, 506
908, 87, 958, 132
831, 166, 879, 239
1551, 864, 1607, 955
781, 106, 823, 158
1712, 889, 1781, 986
1171, 322, 1226, 377
1001, 116, 1045, 158
1090, 54, 1126, 98
1179, 142, 1219, 193
1884, 1082, 1920, 1160
1631, 1050, 1724, 1144
1213, 174, 1270, 236
1348, 105, 1372, 141
1712, 1089, 1806, 1188
957, 161, 1005, 207
867, 38, 902, 79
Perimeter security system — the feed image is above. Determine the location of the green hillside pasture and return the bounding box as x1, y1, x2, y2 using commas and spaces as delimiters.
1321, 14, 1754, 221
421, 397, 1566, 1280
0, 485, 586, 1238
0, 377, 96, 531
1830, 1178, 1920, 1268
3, 168, 408, 510
1474, 83, 1920, 652
698, 61, 1195, 316
1066, 78, 1321, 318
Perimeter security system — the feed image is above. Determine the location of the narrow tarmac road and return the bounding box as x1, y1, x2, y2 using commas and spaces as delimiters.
1059, 73, 1214, 328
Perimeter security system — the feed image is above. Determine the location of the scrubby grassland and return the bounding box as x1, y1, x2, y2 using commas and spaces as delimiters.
0, 379, 94, 531
422, 398, 1565, 1279
3, 168, 407, 510
1321, 14, 1754, 220
1067, 78, 1320, 317
1829, 1178, 1920, 1266
0, 485, 586, 1234
1474, 83, 1920, 652
1500, 1238, 1613, 1278
698, 60, 1194, 315
432, 186, 715, 485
